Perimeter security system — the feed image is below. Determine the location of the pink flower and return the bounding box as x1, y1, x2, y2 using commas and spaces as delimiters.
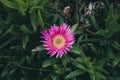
41, 23, 75, 58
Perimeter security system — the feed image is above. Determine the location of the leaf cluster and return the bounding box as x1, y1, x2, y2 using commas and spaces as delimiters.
0, 0, 120, 80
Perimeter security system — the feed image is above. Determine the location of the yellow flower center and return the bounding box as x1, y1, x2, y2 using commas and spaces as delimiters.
53, 35, 66, 49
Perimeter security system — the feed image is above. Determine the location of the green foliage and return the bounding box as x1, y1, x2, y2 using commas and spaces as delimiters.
0, 0, 120, 80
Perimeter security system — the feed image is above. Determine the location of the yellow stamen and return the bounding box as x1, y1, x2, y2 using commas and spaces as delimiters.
53, 35, 66, 49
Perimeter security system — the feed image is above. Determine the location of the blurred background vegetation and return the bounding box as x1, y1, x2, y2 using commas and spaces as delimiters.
0, 0, 120, 80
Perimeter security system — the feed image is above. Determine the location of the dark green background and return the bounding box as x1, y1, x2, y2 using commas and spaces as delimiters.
0, 0, 120, 80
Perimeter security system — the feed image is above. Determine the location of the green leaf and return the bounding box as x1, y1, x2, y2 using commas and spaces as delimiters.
71, 60, 86, 71
38, 9, 44, 29
20, 25, 34, 34
76, 34, 85, 45
95, 72, 106, 80
71, 23, 79, 32
106, 15, 120, 38
39, 0, 49, 6
16, 0, 27, 15
22, 35, 29, 49
108, 4, 113, 16
61, 55, 70, 67
0, 37, 15, 49
80, 38, 100, 43
90, 45, 98, 55
30, 11, 37, 32
8, 68, 17, 78
32, 46, 44, 52
65, 70, 85, 79
88, 16, 101, 30
0, 30, 9, 39
44, 6, 58, 13
10, 45, 22, 49
1, 0, 19, 9
9, 24, 17, 34
71, 45, 84, 56
52, 14, 59, 24
26, 54, 35, 65
96, 30, 106, 36
0, 19, 7, 30
51, 75, 59, 80
58, 16, 64, 25
20, 76, 32, 80
107, 46, 113, 56
103, 0, 110, 10
1, 65, 10, 78
111, 41, 120, 51
42, 59, 58, 68
113, 54, 120, 67
105, 4, 120, 38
